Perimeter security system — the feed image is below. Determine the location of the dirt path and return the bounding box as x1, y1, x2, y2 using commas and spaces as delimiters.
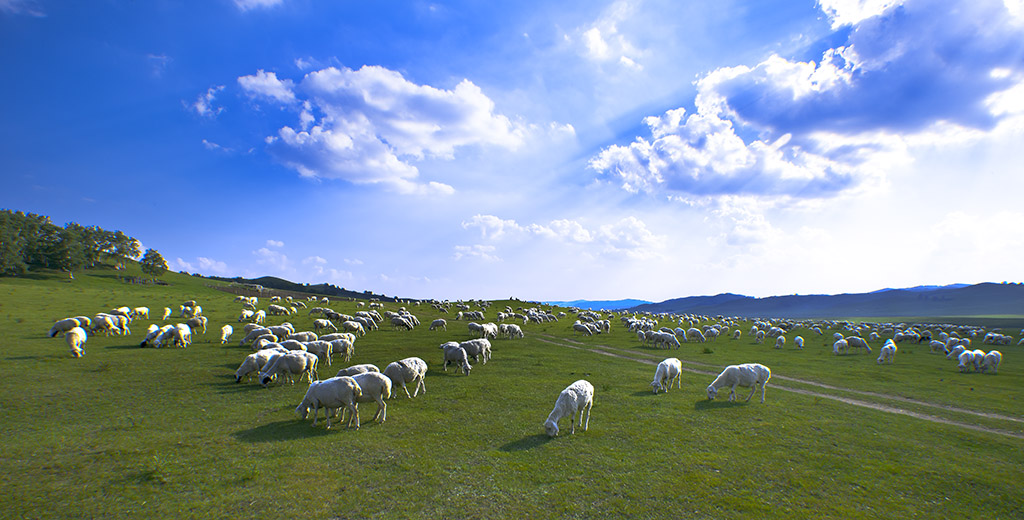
536, 334, 1024, 440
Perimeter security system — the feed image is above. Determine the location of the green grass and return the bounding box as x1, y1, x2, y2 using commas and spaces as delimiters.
1, 267, 1022, 519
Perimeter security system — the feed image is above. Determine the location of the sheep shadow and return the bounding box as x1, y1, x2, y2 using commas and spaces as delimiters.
105, 343, 145, 350
6, 355, 46, 361
208, 378, 264, 394
694, 399, 752, 411
234, 419, 338, 443
499, 434, 551, 452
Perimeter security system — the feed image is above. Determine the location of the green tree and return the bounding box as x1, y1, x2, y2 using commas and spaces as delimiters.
0, 212, 28, 276
52, 226, 89, 279
140, 248, 168, 280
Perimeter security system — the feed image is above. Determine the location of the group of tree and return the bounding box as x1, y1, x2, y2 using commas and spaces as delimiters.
0, 209, 167, 279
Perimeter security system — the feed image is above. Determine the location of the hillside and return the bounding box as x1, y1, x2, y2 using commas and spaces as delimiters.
543, 298, 651, 310
631, 283, 1024, 319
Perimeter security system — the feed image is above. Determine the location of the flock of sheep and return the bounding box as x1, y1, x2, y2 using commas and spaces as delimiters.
45, 293, 1016, 438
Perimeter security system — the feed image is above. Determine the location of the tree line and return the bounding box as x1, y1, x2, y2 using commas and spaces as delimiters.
0, 209, 167, 279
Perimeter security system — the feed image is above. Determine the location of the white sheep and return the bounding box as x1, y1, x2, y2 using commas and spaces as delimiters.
382, 357, 428, 398
220, 324, 234, 345
132, 307, 149, 319
253, 310, 266, 324
503, 323, 525, 339
544, 380, 594, 437
335, 364, 379, 377
846, 335, 871, 354
958, 350, 976, 373
341, 321, 366, 336
234, 347, 288, 382
832, 339, 848, 355
302, 340, 334, 366
877, 340, 897, 364
572, 322, 593, 336
329, 338, 355, 363
313, 319, 337, 334
429, 318, 447, 331
441, 344, 472, 375
980, 350, 1002, 374
350, 371, 392, 427
459, 338, 492, 364
732, 330, 742, 340
706, 363, 771, 403
774, 336, 786, 349
65, 326, 87, 357
686, 328, 707, 343
260, 351, 319, 387
295, 376, 362, 429
794, 336, 804, 349
48, 318, 80, 338
161, 307, 172, 321
185, 315, 208, 335
651, 358, 682, 394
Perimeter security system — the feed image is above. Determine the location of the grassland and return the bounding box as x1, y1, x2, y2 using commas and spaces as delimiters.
1, 266, 1022, 519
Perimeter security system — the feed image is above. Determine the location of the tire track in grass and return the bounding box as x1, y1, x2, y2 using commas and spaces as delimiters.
536, 334, 1024, 440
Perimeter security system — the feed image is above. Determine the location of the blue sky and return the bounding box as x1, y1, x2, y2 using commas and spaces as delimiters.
3, 0, 1023, 301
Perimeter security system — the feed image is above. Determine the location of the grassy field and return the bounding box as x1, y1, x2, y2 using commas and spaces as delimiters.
1, 267, 1022, 519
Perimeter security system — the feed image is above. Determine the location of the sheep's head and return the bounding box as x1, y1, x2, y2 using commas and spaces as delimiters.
651, 381, 661, 394
544, 419, 559, 438
295, 404, 309, 420
706, 385, 718, 400
462, 363, 472, 376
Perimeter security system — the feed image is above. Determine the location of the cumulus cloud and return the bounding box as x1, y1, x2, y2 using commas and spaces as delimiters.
253, 247, 289, 271
265, 239, 284, 247
240, 64, 525, 194
238, 70, 297, 104
190, 86, 224, 117
591, 0, 1024, 199
196, 257, 229, 274
460, 214, 663, 259
462, 214, 524, 239
576, 1, 644, 70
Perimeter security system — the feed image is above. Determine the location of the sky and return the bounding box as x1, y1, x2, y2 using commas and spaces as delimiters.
2, 0, 1024, 302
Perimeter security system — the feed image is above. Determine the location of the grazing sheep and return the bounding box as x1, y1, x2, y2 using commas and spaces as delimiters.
295, 376, 362, 429
877, 341, 897, 364
958, 351, 977, 373
341, 321, 366, 336
459, 338, 492, 364
440, 344, 472, 375
287, 331, 318, 343
651, 358, 682, 394
732, 330, 742, 340
928, 340, 946, 353
755, 330, 765, 344
794, 336, 804, 349
253, 310, 266, 324
234, 347, 288, 383
846, 336, 871, 354
429, 319, 447, 331
48, 318, 80, 338
220, 325, 234, 344
544, 380, 594, 437
350, 371, 392, 427
503, 323, 525, 339
302, 340, 334, 366
335, 364, 379, 377
185, 315, 208, 335
260, 351, 319, 387
65, 326, 87, 357
686, 328, 707, 343
981, 350, 1002, 374
833, 339, 849, 355
706, 363, 771, 403
382, 357, 428, 399
162, 307, 172, 321
572, 322, 593, 336
132, 307, 150, 319
313, 319, 337, 334
238, 309, 255, 322
329, 338, 355, 363
319, 332, 354, 343
774, 336, 786, 349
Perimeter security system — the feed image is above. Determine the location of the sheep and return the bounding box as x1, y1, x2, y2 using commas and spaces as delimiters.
544, 380, 594, 437
458, 338, 492, 364
350, 371, 392, 427
218, 324, 234, 345
946, 345, 967, 360
686, 328, 707, 343
846, 335, 871, 354
706, 363, 771, 403
295, 376, 362, 429
48, 318, 80, 338
329, 338, 355, 363
234, 347, 288, 382
313, 318, 337, 334
391, 315, 415, 331
832, 339, 848, 355
238, 309, 254, 322
794, 336, 804, 349
572, 322, 593, 336
980, 350, 1002, 374
287, 331, 318, 343
341, 321, 366, 336
440, 344, 472, 375
774, 336, 786, 349
928, 339, 946, 353
253, 310, 266, 324
651, 331, 680, 349
651, 358, 682, 394
319, 332, 354, 343
267, 304, 291, 316
429, 319, 447, 331
141, 325, 173, 348
259, 351, 319, 387
65, 326, 87, 357
958, 351, 977, 373
503, 323, 525, 339
172, 323, 192, 348
162, 307, 172, 321
732, 330, 742, 340
302, 340, 334, 366
335, 364, 379, 377
132, 307, 150, 319
185, 316, 208, 335
277, 339, 307, 351
382, 357, 428, 399
877, 341, 897, 364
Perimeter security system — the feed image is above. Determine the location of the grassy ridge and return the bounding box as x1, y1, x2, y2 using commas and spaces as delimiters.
1, 267, 1022, 519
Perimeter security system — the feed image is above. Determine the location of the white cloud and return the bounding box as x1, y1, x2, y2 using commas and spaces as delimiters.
253, 247, 290, 271
202, 139, 232, 153
453, 245, 501, 262
816, 0, 902, 28
234, 0, 284, 11
174, 258, 194, 272
196, 257, 229, 274
190, 85, 224, 118
591, 0, 1024, 201
528, 219, 594, 243
265, 239, 284, 247
0, 0, 45, 16
576, 0, 644, 70
147, 54, 171, 77
343, 258, 364, 266
462, 214, 524, 239
238, 70, 297, 104
247, 64, 525, 194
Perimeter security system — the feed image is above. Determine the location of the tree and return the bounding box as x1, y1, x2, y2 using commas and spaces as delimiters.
52, 226, 89, 279
140, 248, 168, 279
0, 212, 27, 276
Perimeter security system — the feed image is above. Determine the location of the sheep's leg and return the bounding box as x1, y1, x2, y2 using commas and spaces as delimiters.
760, 382, 767, 403
582, 402, 591, 432
729, 385, 737, 402
569, 411, 577, 434
401, 381, 412, 399
745, 384, 757, 402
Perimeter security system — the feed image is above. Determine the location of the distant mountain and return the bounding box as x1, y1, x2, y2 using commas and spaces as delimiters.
206, 275, 403, 302
545, 299, 652, 311
869, 283, 970, 294
629, 283, 1024, 318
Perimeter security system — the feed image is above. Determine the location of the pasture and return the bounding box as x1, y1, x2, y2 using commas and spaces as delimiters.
2, 267, 1022, 519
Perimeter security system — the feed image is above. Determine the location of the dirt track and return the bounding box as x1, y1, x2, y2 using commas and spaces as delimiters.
536, 334, 1024, 440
